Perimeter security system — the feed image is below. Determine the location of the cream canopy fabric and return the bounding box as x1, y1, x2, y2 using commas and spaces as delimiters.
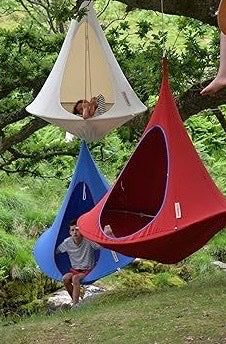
26, 1, 147, 142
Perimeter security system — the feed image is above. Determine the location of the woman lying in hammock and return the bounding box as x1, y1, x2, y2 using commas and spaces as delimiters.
73, 94, 106, 119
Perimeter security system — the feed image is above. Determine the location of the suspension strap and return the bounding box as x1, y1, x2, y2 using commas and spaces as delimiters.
160, 0, 166, 58
84, 21, 88, 100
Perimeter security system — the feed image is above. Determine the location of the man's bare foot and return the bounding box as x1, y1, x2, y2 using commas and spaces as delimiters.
200, 77, 226, 96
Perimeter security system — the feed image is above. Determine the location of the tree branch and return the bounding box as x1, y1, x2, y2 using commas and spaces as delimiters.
0, 109, 29, 130
97, 0, 111, 17
3, 146, 76, 163
17, 0, 47, 30
179, 79, 226, 121
116, 0, 219, 27
0, 117, 47, 154
214, 108, 226, 133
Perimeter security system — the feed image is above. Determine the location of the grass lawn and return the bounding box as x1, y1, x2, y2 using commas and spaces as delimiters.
0, 274, 226, 344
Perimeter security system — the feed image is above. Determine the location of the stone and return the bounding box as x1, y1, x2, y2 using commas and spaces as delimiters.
47, 285, 104, 311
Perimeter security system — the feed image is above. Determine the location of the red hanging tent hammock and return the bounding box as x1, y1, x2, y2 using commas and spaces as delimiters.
78, 60, 226, 264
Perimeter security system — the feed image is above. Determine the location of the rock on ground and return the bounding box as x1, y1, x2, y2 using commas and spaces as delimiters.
47, 285, 104, 311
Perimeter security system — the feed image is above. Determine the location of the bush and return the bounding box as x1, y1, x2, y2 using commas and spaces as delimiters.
208, 230, 226, 262
0, 229, 60, 317
0, 176, 65, 237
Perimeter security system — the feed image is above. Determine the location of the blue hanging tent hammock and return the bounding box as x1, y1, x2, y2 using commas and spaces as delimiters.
33, 141, 134, 284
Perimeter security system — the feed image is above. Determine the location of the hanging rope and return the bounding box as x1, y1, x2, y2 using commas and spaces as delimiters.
84, 21, 88, 100
84, 13, 93, 100
87, 20, 93, 98
160, 0, 166, 58
109, 209, 155, 219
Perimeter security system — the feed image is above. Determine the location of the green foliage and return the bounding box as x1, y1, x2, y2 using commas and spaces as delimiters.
0, 229, 35, 276
0, 175, 65, 235
115, 270, 156, 290
186, 113, 226, 193
152, 272, 186, 288
90, 131, 135, 182
102, 260, 186, 293
185, 249, 216, 279
208, 230, 226, 262
0, 228, 60, 316
19, 298, 46, 316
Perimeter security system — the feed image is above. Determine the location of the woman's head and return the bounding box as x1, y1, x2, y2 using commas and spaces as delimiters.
73, 99, 88, 115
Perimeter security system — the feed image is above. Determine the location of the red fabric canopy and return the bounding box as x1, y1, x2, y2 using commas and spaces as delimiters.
78, 60, 226, 263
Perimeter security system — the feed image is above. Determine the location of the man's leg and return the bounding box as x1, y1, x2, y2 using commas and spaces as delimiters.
218, 0, 226, 35
71, 273, 86, 305
201, 32, 226, 95
63, 273, 73, 298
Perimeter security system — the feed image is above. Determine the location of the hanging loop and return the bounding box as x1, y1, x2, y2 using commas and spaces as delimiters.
82, 182, 87, 200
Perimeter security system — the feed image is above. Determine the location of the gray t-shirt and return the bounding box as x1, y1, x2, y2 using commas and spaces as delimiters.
57, 237, 100, 270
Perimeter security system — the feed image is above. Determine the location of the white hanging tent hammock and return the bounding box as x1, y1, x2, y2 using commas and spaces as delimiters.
26, 1, 147, 142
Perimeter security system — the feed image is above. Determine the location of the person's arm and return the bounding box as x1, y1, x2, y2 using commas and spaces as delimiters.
89, 97, 98, 117
104, 225, 115, 238
55, 240, 67, 254
55, 247, 61, 255
89, 240, 101, 250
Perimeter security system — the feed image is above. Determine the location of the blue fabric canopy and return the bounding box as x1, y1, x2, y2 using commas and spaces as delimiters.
33, 141, 134, 284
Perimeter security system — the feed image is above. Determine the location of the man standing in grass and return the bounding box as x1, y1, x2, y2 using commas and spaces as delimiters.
55, 220, 100, 308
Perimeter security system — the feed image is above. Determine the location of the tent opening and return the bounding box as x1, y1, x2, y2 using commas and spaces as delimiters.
55, 182, 95, 276
60, 21, 114, 116
100, 126, 168, 237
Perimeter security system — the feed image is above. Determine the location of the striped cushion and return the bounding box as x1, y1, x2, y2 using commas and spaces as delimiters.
95, 94, 106, 116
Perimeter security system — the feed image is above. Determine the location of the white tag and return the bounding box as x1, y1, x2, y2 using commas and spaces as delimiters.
122, 91, 131, 106
175, 202, 182, 219
111, 251, 119, 263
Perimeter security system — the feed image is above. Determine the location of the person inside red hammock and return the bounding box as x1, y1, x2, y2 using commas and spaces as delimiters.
201, 32, 226, 95
73, 94, 106, 119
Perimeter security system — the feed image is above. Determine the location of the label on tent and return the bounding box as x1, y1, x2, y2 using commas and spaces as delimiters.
122, 91, 131, 106
111, 251, 119, 263
175, 202, 182, 219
